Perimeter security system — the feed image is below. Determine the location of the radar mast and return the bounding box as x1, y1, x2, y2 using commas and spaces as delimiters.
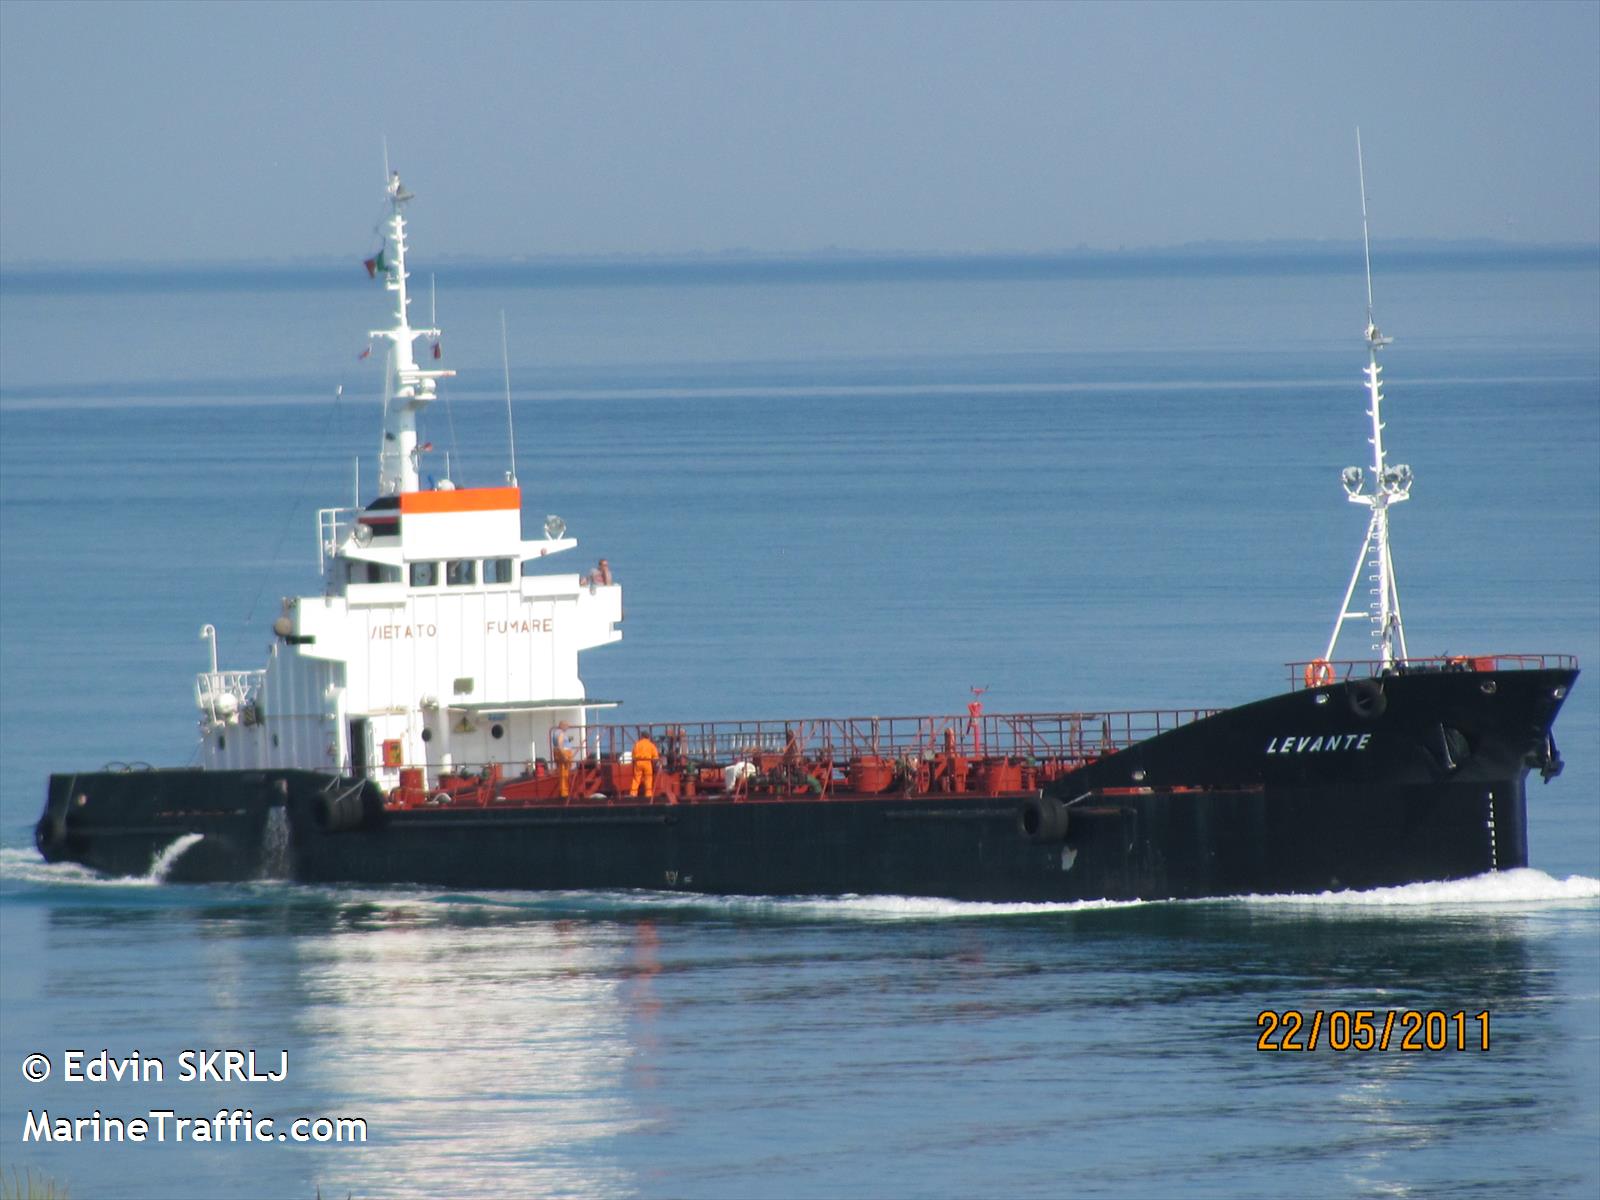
371, 171, 455, 495
1322, 130, 1412, 669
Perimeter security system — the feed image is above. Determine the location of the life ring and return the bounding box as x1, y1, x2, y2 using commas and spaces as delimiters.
1304, 659, 1335, 688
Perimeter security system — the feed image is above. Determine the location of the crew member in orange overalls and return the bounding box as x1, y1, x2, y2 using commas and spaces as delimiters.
550, 720, 574, 799
630, 729, 660, 798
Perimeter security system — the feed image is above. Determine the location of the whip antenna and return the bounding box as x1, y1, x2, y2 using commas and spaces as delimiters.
431, 273, 460, 478
1358, 128, 1376, 337
501, 310, 520, 486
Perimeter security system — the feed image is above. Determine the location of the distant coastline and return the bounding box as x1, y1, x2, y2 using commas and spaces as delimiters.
2, 240, 1595, 295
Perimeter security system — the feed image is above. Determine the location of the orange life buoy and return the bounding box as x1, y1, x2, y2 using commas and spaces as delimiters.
1304, 659, 1335, 688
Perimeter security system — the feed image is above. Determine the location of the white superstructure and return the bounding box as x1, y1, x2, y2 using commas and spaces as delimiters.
194, 174, 622, 784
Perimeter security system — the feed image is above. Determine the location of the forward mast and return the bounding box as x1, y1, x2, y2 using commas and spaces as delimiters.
1323, 131, 1412, 669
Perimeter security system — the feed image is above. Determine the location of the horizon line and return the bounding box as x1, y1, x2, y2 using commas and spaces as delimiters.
3, 236, 1598, 275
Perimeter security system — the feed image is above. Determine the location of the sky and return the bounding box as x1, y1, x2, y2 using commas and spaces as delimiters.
1, 0, 1596, 265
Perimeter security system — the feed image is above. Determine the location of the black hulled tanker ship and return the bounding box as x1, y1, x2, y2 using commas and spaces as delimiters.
39, 660, 1575, 900
35, 170, 1579, 901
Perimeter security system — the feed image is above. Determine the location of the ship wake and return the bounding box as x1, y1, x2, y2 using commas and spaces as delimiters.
1232, 867, 1600, 910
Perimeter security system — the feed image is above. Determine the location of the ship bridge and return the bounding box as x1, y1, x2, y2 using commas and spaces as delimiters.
197, 482, 622, 784
192, 172, 622, 784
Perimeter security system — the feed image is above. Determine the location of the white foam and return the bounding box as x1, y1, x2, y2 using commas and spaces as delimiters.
147, 833, 205, 881
421, 886, 1150, 921
681, 871, 1600, 919
1231, 868, 1600, 909
516, 889, 1155, 921
0, 836, 207, 891
732, 893, 1151, 920
4, 845, 1594, 916
0, 845, 113, 889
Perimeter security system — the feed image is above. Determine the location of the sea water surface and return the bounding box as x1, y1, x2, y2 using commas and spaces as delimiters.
1, 250, 1597, 1199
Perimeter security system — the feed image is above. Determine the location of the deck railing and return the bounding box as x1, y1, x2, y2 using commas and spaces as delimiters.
577, 708, 1218, 765
316, 507, 356, 575
1287, 653, 1578, 691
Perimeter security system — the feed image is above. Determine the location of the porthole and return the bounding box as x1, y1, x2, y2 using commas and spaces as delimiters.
491, 724, 505, 740
421, 728, 433, 743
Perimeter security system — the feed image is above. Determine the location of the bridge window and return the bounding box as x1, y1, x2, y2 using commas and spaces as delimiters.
410, 561, 439, 587
446, 559, 477, 586
483, 557, 514, 584
348, 560, 401, 585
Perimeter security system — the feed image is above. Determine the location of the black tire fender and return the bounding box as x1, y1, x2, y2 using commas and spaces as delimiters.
1346, 678, 1388, 720
315, 787, 367, 833
1019, 794, 1070, 842
35, 811, 67, 858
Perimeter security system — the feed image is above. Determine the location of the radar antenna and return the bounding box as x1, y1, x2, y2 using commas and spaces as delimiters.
369, 168, 454, 495
1321, 130, 1411, 670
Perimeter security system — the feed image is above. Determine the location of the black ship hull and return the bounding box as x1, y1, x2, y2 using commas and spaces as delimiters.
38, 666, 1577, 902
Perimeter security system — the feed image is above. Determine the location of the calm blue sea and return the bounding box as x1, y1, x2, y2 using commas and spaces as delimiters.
1, 249, 1597, 1199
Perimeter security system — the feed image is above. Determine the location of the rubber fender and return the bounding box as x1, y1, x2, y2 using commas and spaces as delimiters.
1019, 794, 1070, 842
359, 779, 388, 827
314, 787, 367, 833
1346, 678, 1388, 720
35, 810, 67, 858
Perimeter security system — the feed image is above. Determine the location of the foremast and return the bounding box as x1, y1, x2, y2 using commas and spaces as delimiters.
1323, 131, 1411, 669
371, 172, 454, 495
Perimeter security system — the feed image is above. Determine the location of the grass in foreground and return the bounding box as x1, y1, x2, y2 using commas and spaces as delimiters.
2, 1167, 68, 1200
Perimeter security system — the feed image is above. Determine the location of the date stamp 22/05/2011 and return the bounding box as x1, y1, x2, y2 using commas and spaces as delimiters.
1256, 1009, 1491, 1052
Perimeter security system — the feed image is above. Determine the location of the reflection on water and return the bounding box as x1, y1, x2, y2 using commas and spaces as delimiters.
293, 903, 645, 1199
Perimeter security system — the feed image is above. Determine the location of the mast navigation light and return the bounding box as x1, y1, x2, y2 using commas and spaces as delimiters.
544, 515, 566, 540
1342, 467, 1365, 496
1382, 465, 1413, 495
